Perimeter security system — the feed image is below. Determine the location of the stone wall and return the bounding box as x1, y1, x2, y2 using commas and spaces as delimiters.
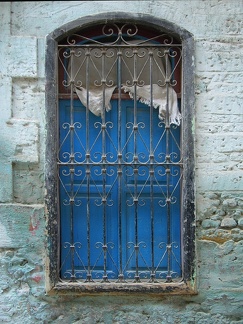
0, 1, 242, 323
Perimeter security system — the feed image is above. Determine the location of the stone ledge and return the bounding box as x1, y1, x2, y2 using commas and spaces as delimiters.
49, 280, 197, 296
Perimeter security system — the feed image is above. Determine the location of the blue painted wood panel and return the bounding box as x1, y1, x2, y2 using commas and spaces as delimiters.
59, 99, 181, 280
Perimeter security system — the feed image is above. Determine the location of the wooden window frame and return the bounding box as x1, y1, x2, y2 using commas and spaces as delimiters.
45, 13, 195, 295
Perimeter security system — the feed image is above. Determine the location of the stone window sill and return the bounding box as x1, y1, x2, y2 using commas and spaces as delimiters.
47, 281, 197, 296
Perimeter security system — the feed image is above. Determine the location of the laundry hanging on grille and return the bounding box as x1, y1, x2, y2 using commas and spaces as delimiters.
68, 45, 181, 125
75, 86, 116, 116
122, 84, 181, 126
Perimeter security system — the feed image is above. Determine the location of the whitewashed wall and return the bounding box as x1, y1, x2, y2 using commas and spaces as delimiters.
0, 1, 242, 323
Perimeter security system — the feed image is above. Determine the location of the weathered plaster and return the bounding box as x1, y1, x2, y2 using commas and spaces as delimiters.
0, 1, 243, 323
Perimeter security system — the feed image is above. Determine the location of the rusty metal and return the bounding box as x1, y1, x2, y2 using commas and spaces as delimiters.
57, 23, 183, 283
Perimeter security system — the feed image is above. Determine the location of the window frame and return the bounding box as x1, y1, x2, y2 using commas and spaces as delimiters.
45, 13, 195, 295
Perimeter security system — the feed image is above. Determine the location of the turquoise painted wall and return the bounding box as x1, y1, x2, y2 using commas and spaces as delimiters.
0, 1, 243, 322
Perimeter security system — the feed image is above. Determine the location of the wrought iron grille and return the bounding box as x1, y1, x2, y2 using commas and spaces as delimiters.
58, 23, 183, 283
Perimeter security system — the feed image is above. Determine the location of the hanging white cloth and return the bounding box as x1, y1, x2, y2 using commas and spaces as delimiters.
75, 86, 116, 116
68, 44, 181, 125
122, 84, 181, 126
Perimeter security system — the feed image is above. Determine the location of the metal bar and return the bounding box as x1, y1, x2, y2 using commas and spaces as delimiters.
58, 44, 182, 48
69, 50, 75, 281
149, 50, 156, 282
165, 48, 172, 283
85, 50, 92, 282
58, 162, 183, 167
117, 49, 124, 282
101, 49, 108, 282
133, 49, 140, 283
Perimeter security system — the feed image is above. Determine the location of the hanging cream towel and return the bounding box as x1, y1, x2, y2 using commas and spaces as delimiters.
75, 86, 117, 116
122, 84, 181, 126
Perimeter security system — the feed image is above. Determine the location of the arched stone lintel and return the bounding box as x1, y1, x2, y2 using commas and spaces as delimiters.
47, 12, 193, 43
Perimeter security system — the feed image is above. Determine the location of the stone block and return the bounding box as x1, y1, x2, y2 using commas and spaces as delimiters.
197, 171, 243, 192
7, 119, 39, 163
7, 37, 37, 78
229, 153, 243, 162
0, 2, 10, 36
197, 123, 243, 135
195, 72, 243, 98
196, 132, 243, 156
0, 76, 12, 121
222, 198, 238, 207
37, 38, 46, 79
237, 218, 243, 229
196, 94, 243, 117
195, 41, 243, 72
12, 79, 45, 121
0, 204, 44, 249
220, 217, 237, 228
225, 16, 243, 35
198, 240, 243, 290
13, 163, 44, 204
202, 219, 221, 229
0, 163, 12, 203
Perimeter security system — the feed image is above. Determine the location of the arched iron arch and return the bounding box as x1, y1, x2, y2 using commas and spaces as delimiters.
45, 13, 195, 294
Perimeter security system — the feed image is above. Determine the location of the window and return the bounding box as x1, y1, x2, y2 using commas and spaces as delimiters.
45, 14, 195, 294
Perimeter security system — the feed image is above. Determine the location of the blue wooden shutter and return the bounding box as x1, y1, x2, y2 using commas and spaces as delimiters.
59, 98, 181, 281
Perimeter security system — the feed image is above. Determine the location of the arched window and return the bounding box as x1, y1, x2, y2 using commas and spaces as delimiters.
45, 14, 195, 294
